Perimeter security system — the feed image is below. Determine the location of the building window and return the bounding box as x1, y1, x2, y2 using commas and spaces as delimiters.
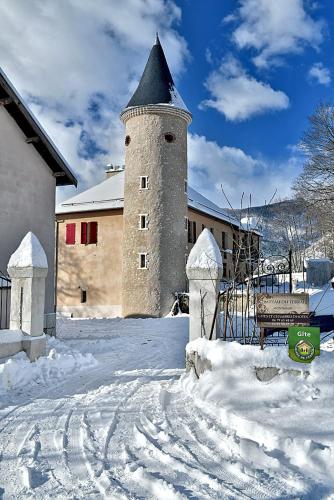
184, 179, 188, 194
139, 253, 148, 269
222, 231, 227, 259
185, 254, 188, 265
139, 214, 149, 230
188, 220, 197, 244
192, 221, 197, 242
80, 289, 87, 303
185, 217, 189, 231
140, 176, 149, 189
125, 135, 131, 146
65, 223, 76, 245
223, 263, 227, 278
81, 222, 98, 244
164, 133, 175, 143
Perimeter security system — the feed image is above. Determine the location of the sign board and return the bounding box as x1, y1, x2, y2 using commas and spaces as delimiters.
288, 326, 320, 363
256, 293, 309, 328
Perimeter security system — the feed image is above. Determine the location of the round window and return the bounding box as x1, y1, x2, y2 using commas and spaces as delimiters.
125, 135, 131, 146
164, 133, 175, 143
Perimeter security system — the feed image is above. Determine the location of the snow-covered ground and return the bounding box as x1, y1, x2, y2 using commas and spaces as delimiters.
0, 316, 333, 498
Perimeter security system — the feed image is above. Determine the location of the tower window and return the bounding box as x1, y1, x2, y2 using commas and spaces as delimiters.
184, 179, 188, 195
139, 253, 148, 269
184, 217, 189, 231
164, 133, 175, 143
125, 135, 131, 146
140, 176, 149, 189
139, 214, 149, 230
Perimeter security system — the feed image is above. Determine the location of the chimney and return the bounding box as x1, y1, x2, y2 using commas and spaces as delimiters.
105, 163, 125, 179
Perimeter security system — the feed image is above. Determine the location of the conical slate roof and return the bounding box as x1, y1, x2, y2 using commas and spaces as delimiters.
126, 35, 188, 111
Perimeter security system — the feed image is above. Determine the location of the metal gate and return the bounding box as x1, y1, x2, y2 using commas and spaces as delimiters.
0, 271, 11, 330
218, 250, 305, 346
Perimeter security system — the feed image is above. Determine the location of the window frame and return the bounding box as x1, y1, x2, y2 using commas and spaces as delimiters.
138, 252, 148, 269
139, 176, 149, 190
139, 214, 149, 230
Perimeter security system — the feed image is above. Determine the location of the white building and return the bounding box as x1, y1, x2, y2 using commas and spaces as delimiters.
0, 68, 77, 328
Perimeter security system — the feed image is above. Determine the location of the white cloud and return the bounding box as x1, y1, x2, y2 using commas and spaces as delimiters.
200, 56, 289, 121
231, 0, 325, 68
308, 62, 331, 85
0, 0, 188, 201
188, 134, 302, 208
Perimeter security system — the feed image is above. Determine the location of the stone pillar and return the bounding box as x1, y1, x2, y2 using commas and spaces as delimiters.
186, 229, 223, 342
7, 232, 48, 360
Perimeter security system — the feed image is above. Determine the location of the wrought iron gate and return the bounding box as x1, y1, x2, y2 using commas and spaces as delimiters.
0, 271, 11, 330
218, 250, 304, 345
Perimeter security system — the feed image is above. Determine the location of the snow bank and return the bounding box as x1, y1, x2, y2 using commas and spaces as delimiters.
8, 231, 48, 269
182, 338, 334, 487
0, 337, 97, 397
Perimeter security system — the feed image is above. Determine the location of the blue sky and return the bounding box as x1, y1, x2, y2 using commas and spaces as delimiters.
0, 0, 333, 207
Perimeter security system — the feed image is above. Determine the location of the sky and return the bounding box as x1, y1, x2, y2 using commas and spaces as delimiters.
0, 0, 333, 208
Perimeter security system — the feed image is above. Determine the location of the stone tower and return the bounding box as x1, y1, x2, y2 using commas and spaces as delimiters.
120, 36, 192, 317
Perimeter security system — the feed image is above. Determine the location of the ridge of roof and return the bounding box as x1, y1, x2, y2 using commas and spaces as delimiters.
0, 67, 77, 187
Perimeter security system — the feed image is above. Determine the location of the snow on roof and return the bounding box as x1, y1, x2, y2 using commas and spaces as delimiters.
186, 228, 222, 270
187, 187, 239, 226
56, 171, 125, 214
56, 171, 247, 231
8, 232, 48, 269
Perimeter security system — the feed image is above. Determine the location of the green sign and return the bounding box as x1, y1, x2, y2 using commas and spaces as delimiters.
288, 326, 320, 363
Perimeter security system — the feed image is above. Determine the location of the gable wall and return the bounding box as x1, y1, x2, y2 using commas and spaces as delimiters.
56, 209, 123, 318
0, 107, 56, 314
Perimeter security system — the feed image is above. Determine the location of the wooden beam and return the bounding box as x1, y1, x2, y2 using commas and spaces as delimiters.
25, 136, 40, 144
0, 97, 13, 106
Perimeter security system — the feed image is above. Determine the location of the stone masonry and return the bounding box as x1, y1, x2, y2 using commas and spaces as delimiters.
121, 105, 192, 317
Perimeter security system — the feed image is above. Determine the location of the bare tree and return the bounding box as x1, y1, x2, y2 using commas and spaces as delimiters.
294, 103, 334, 206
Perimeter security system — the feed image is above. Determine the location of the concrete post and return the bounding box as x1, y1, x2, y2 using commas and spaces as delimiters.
186, 229, 223, 342
7, 232, 48, 360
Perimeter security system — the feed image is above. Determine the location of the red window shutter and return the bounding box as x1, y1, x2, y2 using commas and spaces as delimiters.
81, 222, 88, 244
89, 222, 98, 244
65, 223, 76, 245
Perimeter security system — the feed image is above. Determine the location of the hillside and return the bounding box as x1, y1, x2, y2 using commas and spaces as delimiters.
226, 199, 333, 264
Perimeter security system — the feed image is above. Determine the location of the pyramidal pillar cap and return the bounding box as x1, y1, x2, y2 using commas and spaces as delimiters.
8, 232, 48, 278
186, 229, 223, 280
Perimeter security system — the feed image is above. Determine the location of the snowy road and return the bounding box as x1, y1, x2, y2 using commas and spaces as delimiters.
0, 317, 325, 498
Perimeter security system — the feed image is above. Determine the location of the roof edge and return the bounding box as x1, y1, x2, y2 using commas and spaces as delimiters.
0, 68, 77, 187
120, 104, 192, 125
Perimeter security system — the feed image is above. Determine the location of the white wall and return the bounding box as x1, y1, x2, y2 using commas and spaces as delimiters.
0, 107, 56, 313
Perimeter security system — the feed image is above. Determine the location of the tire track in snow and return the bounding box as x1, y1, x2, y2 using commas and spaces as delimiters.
160, 386, 308, 499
